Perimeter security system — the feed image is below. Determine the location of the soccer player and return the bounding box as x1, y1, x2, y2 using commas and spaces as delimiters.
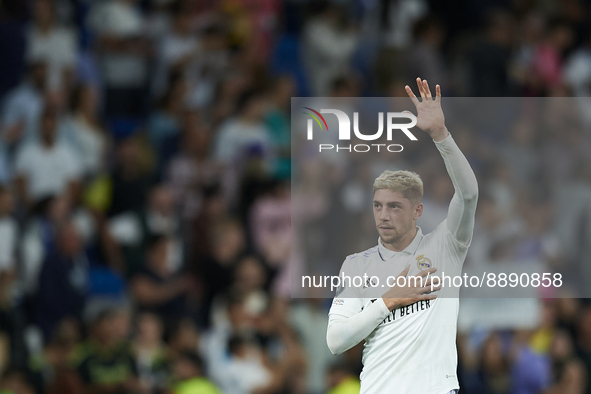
326, 78, 478, 394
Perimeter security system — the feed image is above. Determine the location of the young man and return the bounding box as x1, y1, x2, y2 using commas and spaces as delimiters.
326, 78, 478, 394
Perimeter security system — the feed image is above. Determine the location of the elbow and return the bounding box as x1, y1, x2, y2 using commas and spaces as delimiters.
464, 189, 478, 203
463, 181, 479, 202
326, 328, 346, 355
327, 339, 344, 356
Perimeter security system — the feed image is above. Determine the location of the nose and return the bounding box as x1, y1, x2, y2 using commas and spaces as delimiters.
379, 208, 389, 221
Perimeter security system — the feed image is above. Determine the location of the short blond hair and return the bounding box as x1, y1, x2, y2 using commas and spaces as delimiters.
373, 170, 423, 203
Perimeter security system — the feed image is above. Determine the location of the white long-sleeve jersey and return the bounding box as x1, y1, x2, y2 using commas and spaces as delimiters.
327, 133, 478, 394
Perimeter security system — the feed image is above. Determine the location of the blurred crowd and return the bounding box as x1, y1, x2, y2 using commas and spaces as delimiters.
0, 0, 590, 394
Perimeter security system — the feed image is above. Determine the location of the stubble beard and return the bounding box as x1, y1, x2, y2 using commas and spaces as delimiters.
378, 220, 413, 247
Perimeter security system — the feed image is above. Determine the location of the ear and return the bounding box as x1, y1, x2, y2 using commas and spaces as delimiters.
414, 203, 423, 220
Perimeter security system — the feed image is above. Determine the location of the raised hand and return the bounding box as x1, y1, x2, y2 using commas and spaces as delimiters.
405, 78, 448, 142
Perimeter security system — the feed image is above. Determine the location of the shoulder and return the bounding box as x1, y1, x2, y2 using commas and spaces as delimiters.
341, 245, 379, 269
424, 219, 470, 253
350, 245, 379, 260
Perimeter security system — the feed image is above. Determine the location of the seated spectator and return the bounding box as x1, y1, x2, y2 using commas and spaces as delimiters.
232, 256, 270, 318
130, 235, 194, 322
87, 0, 152, 119
213, 331, 295, 394
171, 351, 220, 394
152, 5, 198, 99
545, 330, 586, 394
168, 318, 201, 358
147, 77, 186, 175
249, 180, 290, 270
167, 112, 221, 220
213, 89, 274, 171
301, 3, 358, 96
60, 84, 109, 181
30, 318, 84, 394
133, 312, 169, 393
196, 217, 246, 327
1, 61, 47, 147
85, 134, 154, 273
14, 106, 82, 210
26, 0, 77, 93
107, 183, 180, 277
185, 24, 231, 110
34, 219, 88, 341
99, 134, 155, 218
73, 308, 140, 394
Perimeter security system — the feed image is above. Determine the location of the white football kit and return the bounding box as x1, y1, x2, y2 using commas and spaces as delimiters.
327, 134, 478, 394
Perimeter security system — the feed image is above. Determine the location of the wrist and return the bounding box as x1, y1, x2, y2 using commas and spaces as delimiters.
429, 126, 449, 142
382, 297, 399, 311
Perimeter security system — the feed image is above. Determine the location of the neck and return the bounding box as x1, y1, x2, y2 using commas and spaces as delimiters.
382, 225, 417, 252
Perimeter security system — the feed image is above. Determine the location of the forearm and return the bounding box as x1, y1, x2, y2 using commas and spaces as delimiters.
326, 298, 390, 355
434, 131, 478, 243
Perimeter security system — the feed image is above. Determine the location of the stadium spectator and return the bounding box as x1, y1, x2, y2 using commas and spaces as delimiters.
14, 106, 81, 210
34, 220, 88, 341
87, 0, 152, 118
73, 308, 139, 394
170, 350, 220, 394
130, 235, 194, 321
302, 3, 358, 96
1, 61, 47, 147
26, 0, 77, 93
60, 84, 109, 181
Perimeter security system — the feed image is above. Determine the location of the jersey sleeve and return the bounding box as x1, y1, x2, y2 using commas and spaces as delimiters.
327, 257, 391, 355
328, 257, 363, 316
432, 218, 471, 269
434, 133, 478, 247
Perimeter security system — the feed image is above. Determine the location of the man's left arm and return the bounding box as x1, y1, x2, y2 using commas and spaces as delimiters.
405, 78, 478, 246
434, 131, 478, 246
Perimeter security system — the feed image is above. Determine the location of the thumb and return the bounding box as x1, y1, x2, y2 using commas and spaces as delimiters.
402, 110, 414, 115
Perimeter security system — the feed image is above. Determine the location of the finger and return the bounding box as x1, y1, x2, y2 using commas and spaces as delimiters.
435, 84, 441, 102
417, 267, 438, 278
404, 85, 420, 107
417, 294, 438, 301
422, 285, 442, 293
397, 264, 411, 278
416, 77, 426, 98
422, 79, 432, 99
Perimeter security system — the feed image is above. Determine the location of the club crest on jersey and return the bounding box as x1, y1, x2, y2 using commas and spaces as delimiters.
416, 254, 432, 270
363, 277, 378, 289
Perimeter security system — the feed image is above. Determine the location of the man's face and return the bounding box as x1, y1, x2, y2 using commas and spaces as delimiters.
373, 189, 422, 246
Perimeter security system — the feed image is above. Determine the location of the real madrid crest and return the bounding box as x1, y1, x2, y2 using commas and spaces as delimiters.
416, 254, 432, 270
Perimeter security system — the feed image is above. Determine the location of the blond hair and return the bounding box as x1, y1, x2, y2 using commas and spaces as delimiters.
373, 170, 423, 203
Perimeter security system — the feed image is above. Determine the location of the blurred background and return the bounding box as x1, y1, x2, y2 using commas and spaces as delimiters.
0, 0, 590, 393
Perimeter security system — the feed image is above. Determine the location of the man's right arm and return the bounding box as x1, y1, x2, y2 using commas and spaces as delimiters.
326, 261, 439, 355
327, 297, 390, 355
326, 258, 390, 355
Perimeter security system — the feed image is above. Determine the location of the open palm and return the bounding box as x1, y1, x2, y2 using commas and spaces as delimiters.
405, 78, 446, 139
